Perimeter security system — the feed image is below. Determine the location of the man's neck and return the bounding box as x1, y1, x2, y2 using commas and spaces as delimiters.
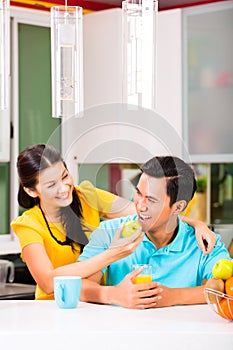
146, 219, 179, 250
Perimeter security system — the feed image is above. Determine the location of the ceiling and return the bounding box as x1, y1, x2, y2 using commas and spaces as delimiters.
10, 0, 227, 13
88, 0, 225, 10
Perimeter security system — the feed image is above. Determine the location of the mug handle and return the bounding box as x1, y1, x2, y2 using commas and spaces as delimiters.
6, 261, 14, 283
56, 284, 66, 306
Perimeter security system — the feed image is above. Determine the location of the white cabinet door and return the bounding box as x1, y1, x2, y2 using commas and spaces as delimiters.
62, 9, 183, 167
182, 1, 233, 162
0, 109, 10, 162
62, 3, 233, 165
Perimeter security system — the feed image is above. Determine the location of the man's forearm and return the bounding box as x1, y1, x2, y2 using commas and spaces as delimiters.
80, 279, 207, 308
80, 278, 117, 305
176, 285, 206, 305
157, 285, 206, 308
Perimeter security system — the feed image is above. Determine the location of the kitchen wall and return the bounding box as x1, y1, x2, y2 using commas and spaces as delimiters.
0, 5, 232, 255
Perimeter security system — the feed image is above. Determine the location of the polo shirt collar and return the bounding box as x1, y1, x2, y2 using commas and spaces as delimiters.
142, 216, 188, 252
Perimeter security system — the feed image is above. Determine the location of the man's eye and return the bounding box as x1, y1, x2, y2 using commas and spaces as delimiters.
148, 198, 156, 204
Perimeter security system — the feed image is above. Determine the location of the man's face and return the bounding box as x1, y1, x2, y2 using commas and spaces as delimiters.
134, 173, 174, 234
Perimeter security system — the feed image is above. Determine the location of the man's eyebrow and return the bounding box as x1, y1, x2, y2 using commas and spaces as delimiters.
135, 187, 157, 201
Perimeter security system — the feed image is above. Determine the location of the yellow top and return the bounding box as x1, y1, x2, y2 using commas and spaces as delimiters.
11, 181, 114, 300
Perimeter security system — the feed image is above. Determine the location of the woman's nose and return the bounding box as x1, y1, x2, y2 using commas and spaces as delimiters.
57, 181, 68, 193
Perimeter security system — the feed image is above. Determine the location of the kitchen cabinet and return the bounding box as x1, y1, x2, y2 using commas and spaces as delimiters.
62, 8, 184, 168
0, 109, 10, 162
18, 23, 60, 152
0, 8, 61, 245
182, 1, 233, 163
0, 109, 10, 234
210, 163, 233, 225
0, 163, 10, 234
63, 2, 233, 165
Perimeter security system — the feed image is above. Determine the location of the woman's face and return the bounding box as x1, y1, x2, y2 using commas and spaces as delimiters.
33, 161, 74, 212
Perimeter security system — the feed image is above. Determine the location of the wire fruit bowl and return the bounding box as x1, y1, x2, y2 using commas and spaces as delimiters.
204, 288, 233, 321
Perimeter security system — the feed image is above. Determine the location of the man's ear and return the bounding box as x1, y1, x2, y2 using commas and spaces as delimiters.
173, 200, 187, 215
23, 186, 38, 198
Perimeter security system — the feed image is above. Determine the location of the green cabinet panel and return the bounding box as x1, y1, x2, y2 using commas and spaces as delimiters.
0, 163, 10, 234
18, 23, 61, 152
78, 164, 110, 191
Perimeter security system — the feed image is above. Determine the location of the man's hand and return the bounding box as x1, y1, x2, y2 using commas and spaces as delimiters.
112, 269, 162, 309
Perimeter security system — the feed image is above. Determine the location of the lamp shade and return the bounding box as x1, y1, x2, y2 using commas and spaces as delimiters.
0, 0, 10, 110
51, 6, 83, 118
122, 0, 158, 110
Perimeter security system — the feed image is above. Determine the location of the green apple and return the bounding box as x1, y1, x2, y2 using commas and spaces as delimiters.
212, 259, 233, 280
121, 220, 141, 238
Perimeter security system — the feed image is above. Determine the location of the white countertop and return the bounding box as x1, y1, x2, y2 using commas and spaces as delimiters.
0, 300, 232, 350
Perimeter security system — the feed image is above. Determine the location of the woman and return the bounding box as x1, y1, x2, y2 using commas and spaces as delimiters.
11, 144, 215, 300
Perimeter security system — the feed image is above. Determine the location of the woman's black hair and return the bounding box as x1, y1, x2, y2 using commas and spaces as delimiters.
17, 144, 88, 250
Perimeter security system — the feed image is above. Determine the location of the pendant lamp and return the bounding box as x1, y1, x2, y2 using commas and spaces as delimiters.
51, 5, 83, 118
0, 0, 10, 110
122, 0, 158, 110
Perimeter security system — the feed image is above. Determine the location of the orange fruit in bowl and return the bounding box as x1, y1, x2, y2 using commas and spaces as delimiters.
217, 298, 233, 320
225, 277, 233, 296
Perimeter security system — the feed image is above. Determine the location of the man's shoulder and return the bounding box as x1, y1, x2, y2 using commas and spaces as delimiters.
178, 217, 195, 234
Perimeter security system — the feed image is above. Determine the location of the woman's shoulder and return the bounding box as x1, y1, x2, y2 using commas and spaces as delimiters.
75, 180, 95, 199
75, 180, 103, 201
75, 181, 114, 211
75, 180, 95, 193
11, 206, 43, 228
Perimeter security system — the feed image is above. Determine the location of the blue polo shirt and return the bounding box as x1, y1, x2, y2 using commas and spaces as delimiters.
79, 215, 231, 287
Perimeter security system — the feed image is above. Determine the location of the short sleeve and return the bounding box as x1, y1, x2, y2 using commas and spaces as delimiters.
11, 214, 44, 249
77, 180, 115, 217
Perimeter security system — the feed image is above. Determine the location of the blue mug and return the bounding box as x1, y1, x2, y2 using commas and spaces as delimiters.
54, 276, 82, 309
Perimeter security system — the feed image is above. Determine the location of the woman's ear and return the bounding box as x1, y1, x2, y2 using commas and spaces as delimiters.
173, 200, 187, 215
23, 186, 38, 198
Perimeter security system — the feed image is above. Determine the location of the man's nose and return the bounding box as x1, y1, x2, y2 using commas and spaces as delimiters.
136, 197, 147, 211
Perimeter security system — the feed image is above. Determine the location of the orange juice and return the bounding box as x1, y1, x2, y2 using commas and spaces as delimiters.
133, 275, 152, 284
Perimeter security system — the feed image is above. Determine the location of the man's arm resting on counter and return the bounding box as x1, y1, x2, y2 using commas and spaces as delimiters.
154, 285, 207, 308
80, 271, 162, 309
80, 278, 116, 305
80, 274, 207, 308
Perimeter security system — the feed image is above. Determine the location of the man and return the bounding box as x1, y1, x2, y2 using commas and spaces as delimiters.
79, 156, 231, 309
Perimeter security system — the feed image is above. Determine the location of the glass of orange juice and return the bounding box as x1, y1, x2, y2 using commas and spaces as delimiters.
131, 264, 152, 284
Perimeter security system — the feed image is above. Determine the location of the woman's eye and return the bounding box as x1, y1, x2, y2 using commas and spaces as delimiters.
62, 173, 68, 180
48, 183, 55, 188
